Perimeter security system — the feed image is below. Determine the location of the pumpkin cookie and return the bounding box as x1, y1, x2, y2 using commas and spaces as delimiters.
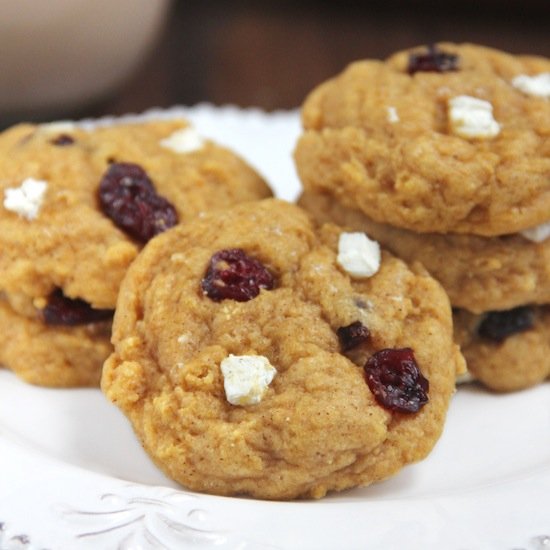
299, 189, 550, 391
0, 118, 271, 386
454, 306, 550, 392
295, 43, 550, 236
0, 298, 111, 387
298, 190, 550, 314
102, 199, 463, 499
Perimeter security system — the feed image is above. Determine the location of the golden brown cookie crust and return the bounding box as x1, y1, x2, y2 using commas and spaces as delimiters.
295, 43, 550, 236
299, 190, 550, 314
0, 299, 111, 387
454, 306, 550, 392
102, 199, 463, 500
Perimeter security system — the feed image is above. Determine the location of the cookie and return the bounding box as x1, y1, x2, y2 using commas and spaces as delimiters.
102, 198, 464, 499
299, 190, 550, 391
454, 306, 550, 392
0, 299, 111, 387
294, 43, 550, 236
0, 118, 271, 386
298, 190, 550, 314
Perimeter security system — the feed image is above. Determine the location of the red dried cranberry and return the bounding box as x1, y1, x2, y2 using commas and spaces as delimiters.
98, 162, 178, 242
337, 321, 370, 351
477, 306, 535, 342
42, 289, 113, 326
201, 248, 275, 302
407, 44, 459, 74
50, 134, 75, 146
364, 348, 429, 413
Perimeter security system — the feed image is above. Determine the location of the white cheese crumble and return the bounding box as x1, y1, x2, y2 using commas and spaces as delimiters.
386, 106, 399, 123
520, 221, 550, 243
337, 232, 381, 278
160, 127, 206, 154
3, 178, 48, 220
511, 73, 550, 99
448, 95, 500, 139
39, 121, 76, 134
221, 354, 277, 406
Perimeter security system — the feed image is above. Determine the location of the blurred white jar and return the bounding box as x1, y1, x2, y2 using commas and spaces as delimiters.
0, 0, 171, 114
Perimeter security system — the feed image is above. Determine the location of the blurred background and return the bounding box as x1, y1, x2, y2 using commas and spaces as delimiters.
1, 0, 548, 128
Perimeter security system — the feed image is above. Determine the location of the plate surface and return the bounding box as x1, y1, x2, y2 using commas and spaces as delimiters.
0, 105, 549, 550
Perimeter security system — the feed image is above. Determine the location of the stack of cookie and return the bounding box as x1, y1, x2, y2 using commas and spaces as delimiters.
2, 42, 546, 500
0, 118, 272, 386
296, 43, 550, 391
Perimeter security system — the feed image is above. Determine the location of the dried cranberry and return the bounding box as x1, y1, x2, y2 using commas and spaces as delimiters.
201, 248, 275, 302
407, 44, 459, 74
477, 306, 535, 343
364, 348, 429, 413
98, 162, 178, 242
337, 321, 370, 351
50, 134, 75, 146
42, 289, 113, 326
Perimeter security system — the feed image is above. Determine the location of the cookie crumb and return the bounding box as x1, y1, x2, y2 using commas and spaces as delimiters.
220, 354, 277, 406
448, 95, 500, 139
160, 127, 206, 154
511, 73, 550, 98
3, 177, 48, 220
337, 232, 380, 278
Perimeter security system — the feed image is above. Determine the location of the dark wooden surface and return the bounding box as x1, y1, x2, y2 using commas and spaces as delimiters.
5, 1, 550, 124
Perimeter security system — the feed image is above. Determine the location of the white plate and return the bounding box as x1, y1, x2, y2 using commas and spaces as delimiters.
0, 106, 549, 550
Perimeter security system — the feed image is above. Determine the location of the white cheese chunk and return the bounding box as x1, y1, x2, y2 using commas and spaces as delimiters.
221, 354, 277, 406
160, 127, 205, 154
3, 178, 48, 220
337, 232, 381, 278
39, 121, 77, 134
520, 221, 550, 243
448, 95, 500, 139
386, 106, 399, 123
511, 73, 550, 99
